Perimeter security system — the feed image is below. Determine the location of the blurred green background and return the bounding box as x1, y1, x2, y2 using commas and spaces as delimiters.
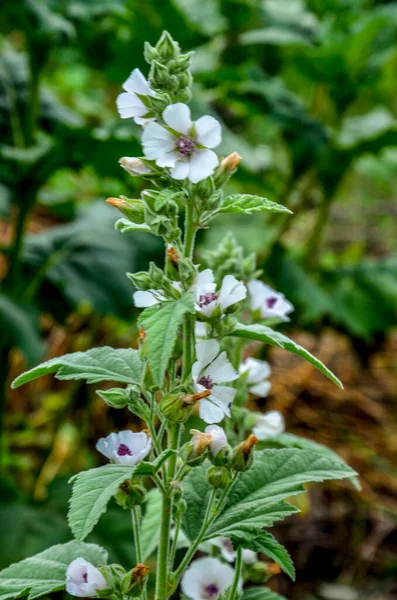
0, 1, 396, 598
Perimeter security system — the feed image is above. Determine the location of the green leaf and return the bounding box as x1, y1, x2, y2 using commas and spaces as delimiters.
115, 218, 152, 233
68, 464, 136, 541
0, 540, 107, 600
12, 346, 143, 388
219, 195, 292, 215
138, 293, 195, 386
232, 531, 295, 580
241, 587, 288, 600
140, 488, 162, 560
227, 323, 343, 388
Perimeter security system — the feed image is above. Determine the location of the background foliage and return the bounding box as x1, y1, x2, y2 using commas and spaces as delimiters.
0, 1, 396, 598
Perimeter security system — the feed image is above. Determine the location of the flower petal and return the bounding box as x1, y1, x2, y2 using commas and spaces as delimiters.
188, 149, 219, 183
196, 339, 220, 371
218, 275, 247, 311
122, 68, 153, 96
195, 115, 222, 148
171, 160, 190, 180
199, 398, 225, 423
249, 380, 271, 397
205, 351, 238, 383
142, 122, 175, 159
253, 410, 285, 440
163, 103, 192, 135
156, 151, 179, 167
116, 92, 147, 119
210, 385, 236, 415
133, 290, 162, 307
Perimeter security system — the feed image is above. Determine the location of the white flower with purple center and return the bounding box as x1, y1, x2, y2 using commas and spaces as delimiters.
209, 538, 259, 564
247, 279, 294, 322
96, 431, 151, 466
116, 68, 155, 125
252, 410, 285, 441
194, 269, 247, 319
142, 103, 221, 183
66, 558, 107, 598
181, 557, 236, 600
192, 340, 238, 424
190, 424, 228, 457
239, 357, 271, 397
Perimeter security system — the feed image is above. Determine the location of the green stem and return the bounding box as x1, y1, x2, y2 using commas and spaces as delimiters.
182, 200, 196, 381
131, 506, 147, 600
155, 424, 180, 600
169, 513, 181, 569
228, 548, 242, 600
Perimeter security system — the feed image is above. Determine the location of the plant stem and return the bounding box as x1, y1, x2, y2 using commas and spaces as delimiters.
228, 548, 242, 600
182, 200, 196, 380
155, 424, 180, 600
131, 506, 148, 600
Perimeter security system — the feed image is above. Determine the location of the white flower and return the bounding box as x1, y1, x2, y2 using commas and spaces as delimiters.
116, 68, 155, 125
192, 340, 238, 424
242, 549, 257, 564
142, 103, 221, 183
66, 558, 107, 598
194, 269, 247, 319
190, 424, 228, 457
133, 281, 183, 307
247, 279, 294, 321
195, 321, 208, 339
239, 357, 271, 397
252, 411, 285, 441
181, 557, 236, 600
210, 537, 236, 563
119, 157, 152, 176
96, 430, 151, 466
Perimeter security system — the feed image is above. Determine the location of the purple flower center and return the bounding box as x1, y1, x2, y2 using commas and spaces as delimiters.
82, 572, 88, 583
266, 296, 278, 309
117, 443, 133, 456
175, 135, 195, 156
204, 584, 219, 599
199, 292, 218, 307
223, 538, 234, 553
198, 375, 214, 390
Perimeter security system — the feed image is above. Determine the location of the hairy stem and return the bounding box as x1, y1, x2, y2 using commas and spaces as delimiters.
229, 548, 242, 600
131, 506, 147, 600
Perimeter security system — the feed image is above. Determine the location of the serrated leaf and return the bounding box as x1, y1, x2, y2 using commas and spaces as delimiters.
115, 218, 152, 233
232, 531, 295, 580
219, 194, 292, 215
138, 293, 195, 386
241, 587, 288, 600
12, 346, 143, 388
140, 488, 162, 560
228, 323, 343, 388
0, 541, 107, 600
68, 464, 136, 541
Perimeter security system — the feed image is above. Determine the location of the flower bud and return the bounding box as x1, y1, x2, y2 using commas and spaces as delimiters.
176, 88, 192, 103
207, 465, 230, 489
159, 394, 192, 423
172, 498, 187, 519
211, 444, 232, 467
196, 176, 215, 200
214, 152, 242, 187
150, 60, 170, 85
121, 563, 150, 595
119, 157, 153, 177
106, 197, 146, 224
144, 41, 158, 64
230, 434, 258, 472
172, 52, 194, 73
249, 561, 281, 583
97, 387, 129, 409
115, 479, 146, 509
155, 31, 178, 60
188, 429, 213, 460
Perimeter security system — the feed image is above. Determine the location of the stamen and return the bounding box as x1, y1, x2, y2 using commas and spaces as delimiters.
199, 292, 218, 307
266, 296, 277, 309
82, 572, 88, 583
175, 135, 196, 156
117, 443, 133, 456
198, 375, 214, 390
204, 584, 219, 599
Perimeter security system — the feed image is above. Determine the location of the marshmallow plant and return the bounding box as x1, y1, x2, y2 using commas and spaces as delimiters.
2, 32, 357, 600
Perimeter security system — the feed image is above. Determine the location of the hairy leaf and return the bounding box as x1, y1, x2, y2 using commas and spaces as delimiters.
219, 195, 292, 215
232, 531, 295, 580
115, 218, 152, 233
228, 323, 343, 388
12, 346, 143, 388
0, 541, 107, 600
138, 293, 195, 386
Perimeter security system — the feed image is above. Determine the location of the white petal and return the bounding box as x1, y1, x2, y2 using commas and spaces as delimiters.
247, 279, 267, 311
196, 268, 215, 291
218, 275, 247, 311
253, 410, 285, 440
171, 160, 190, 180
122, 68, 153, 96
199, 398, 225, 423
242, 549, 257, 564
188, 149, 219, 184
205, 424, 228, 455
156, 151, 179, 168
116, 92, 147, 119
195, 321, 207, 339
249, 380, 271, 397
133, 290, 162, 307
205, 351, 238, 383
210, 385, 236, 416
195, 115, 222, 148
195, 339, 220, 371
142, 122, 175, 159
240, 357, 271, 383
163, 103, 192, 134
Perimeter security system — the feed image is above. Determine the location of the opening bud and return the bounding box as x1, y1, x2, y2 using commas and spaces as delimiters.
207, 465, 230, 489
115, 479, 146, 509
214, 152, 242, 187
230, 434, 258, 472
160, 393, 194, 423
187, 429, 213, 461
155, 31, 179, 60
122, 563, 150, 595
106, 197, 145, 224
119, 157, 153, 177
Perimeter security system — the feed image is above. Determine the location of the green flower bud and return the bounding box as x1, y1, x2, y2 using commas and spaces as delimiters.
230, 434, 258, 472
211, 444, 232, 467
150, 60, 170, 85
97, 564, 125, 598
155, 31, 179, 60
177, 71, 192, 88
172, 498, 187, 519
144, 41, 158, 64
160, 394, 193, 423
196, 176, 215, 200
106, 197, 146, 224
149, 93, 173, 113
176, 88, 192, 103
97, 387, 129, 409
115, 479, 146, 509
173, 52, 194, 73
207, 465, 230, 489
178, 257, 197, 286
127, 270, 152, 290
